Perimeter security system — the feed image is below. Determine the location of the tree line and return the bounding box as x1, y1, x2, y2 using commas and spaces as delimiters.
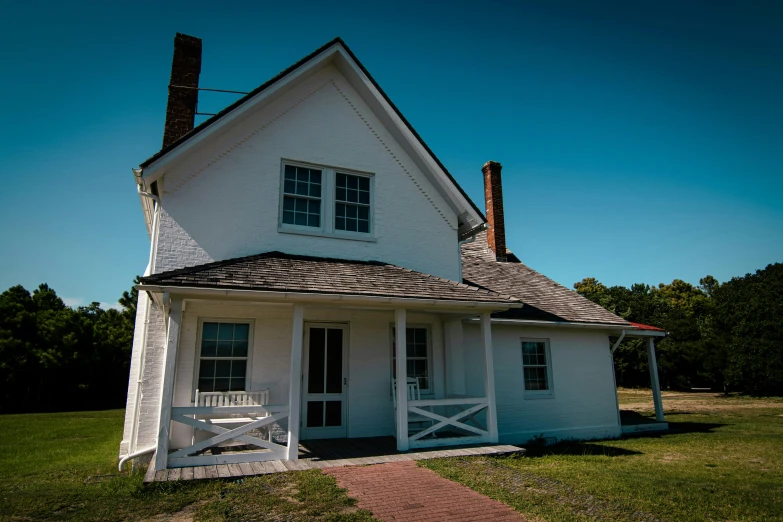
0, 262, 780, 413
575, 262, 782, 396
0, 280, 138, 413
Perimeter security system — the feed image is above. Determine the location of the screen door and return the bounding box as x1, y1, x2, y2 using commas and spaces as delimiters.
301, 325, 348, 439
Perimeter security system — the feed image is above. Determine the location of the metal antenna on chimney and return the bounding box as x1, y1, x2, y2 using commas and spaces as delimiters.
169, 85, 250, 95
168, 84, 251, 118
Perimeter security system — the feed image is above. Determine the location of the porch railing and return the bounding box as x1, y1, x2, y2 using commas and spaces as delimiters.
406, 396, 490, 449
168, 404, 289, 467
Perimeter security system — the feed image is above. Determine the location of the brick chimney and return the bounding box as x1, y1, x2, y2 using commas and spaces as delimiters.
162, 33, 202, 149
482, 160, 507, 261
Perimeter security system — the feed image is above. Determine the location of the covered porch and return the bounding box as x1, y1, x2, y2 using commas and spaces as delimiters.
612, 323, 669, 434
136, 253, 521, 472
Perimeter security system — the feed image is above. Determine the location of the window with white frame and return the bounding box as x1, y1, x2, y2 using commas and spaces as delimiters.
335, 172, 371, 233
282, 164, 322, 228
279, 161, 373, 237
391, 327, 431, 392
197, 322, 250, 392
521, 339, 552, 393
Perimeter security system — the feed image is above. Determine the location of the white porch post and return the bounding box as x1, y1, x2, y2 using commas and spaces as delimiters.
647, 337, 665, 422
154, 295, 182, 471
395, 308, 409, 451
287, 304, 304, 460
480, 313, 499, 443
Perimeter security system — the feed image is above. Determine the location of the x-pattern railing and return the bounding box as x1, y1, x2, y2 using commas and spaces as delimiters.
406, 397, 490, 449
168, 404, 289, 467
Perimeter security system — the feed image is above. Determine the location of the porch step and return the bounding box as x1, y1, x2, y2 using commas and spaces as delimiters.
142, 439, 524, 483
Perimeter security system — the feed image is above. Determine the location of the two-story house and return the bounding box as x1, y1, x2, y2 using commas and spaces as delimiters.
120, 34, 667, 477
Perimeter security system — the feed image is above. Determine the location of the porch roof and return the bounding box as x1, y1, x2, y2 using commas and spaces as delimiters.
139, 251, 520, 306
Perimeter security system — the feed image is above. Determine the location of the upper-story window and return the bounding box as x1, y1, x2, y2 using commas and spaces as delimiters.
335, 173, 371, 233
282, 165, 322, 228
279, 161, 374, 239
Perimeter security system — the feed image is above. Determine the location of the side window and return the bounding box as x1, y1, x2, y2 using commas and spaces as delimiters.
521, 339, 553, 396
197, 322, 250, 392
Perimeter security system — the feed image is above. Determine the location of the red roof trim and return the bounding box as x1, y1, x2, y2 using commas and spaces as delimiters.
629, 322, 665, 331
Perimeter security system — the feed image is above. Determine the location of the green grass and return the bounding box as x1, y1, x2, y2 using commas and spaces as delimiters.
422, 390, 783, 522
0, 410, 373, 521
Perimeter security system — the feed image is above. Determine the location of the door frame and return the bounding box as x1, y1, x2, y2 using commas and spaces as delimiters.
300, 322, 350, 440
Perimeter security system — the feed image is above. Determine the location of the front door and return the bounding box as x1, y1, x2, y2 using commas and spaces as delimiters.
301, 324, 348, 439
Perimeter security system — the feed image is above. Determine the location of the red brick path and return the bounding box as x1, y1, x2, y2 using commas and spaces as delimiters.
325, 461, 524, 521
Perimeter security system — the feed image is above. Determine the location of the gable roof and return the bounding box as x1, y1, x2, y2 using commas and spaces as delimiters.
139, 251, 520, 307
462, 231, 630, 326
138, 37, 485, 233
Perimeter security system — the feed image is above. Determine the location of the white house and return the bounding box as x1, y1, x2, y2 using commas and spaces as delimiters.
120, 34, 666, 474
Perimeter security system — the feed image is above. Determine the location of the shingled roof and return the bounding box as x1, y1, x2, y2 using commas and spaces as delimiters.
139, 251, 519, 305
462, 231, 630, 325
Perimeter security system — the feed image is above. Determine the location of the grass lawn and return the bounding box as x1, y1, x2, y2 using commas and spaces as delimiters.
2, 392, 781, 521
422, 389, 783, 522
0, 409, 372, 521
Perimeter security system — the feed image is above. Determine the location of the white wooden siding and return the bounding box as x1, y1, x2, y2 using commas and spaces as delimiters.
463, 324, 622, 443
152, 65, 460, 280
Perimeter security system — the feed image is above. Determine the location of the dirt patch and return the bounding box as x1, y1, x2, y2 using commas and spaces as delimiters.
143, 503, 198, 522
619, 389, 783, 415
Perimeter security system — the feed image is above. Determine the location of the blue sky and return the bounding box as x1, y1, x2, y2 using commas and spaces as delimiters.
1, 0, 781, 307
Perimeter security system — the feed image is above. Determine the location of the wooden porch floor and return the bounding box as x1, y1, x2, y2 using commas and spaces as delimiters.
144, 436, 524, 483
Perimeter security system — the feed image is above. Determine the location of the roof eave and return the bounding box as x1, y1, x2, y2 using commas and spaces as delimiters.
137, 283, 522, 311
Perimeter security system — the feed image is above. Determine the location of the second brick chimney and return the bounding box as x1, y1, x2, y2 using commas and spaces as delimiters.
162, 33, 203, 149
482, 160, 507, 261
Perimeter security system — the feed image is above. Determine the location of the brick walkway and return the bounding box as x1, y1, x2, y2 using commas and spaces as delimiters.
325, 461, 524, 521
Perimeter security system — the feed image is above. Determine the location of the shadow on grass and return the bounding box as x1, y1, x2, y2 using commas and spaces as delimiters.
522, 441, 642, 459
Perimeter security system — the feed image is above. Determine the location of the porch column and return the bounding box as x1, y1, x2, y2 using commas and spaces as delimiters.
395, 308, 409, 451
154, 294, 182, 471
647, 337, 665, 422
480, 313, 499, 443
287, 304, 304, 460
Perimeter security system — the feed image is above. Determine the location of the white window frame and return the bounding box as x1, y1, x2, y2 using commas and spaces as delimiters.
390, 324, 433, 396
520, 338, 555, 399
193, 318, 255, 401
278, 159, 375, 242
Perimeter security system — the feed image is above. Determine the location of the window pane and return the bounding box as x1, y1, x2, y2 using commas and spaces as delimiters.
283, 210, 295, 224
347, 175, 358, 189
358, 220, 369, 233
358, 206, 369, 220
234, 324, 249, 341
231, 360, 247, 380
335, 217, 345, 230
216, 341, 233, 357
284, 164, 296, 179
326, 329, 343, 394
308, 328, 325, 394
325, 401, 342, 427
199, 360, 215, 379
215, 360, 231, 377
359, 177, 370, 192
198, 378, 214, 393
229, 378, 245, 392
307, 401, 324, 428
201, 339, 217, 357
310, 170, 322, 184
218, 324, 233, 341
284, 179, 295, 194
214, 378, 230, 392
202, 322, 219, 340
295, 212, 307, 226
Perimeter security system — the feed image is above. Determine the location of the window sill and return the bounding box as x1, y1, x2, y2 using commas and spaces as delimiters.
523, 392, 555, 400
278, 226, 377, 243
